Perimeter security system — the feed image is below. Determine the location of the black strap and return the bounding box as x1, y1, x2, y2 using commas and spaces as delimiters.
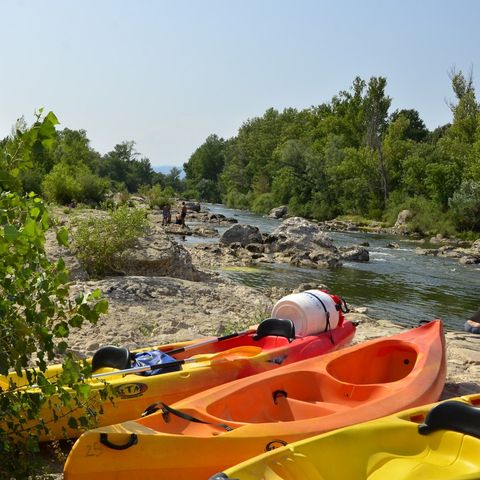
304, 291, 335, 344
100, 433, 138, 450
145, 401, 233, 431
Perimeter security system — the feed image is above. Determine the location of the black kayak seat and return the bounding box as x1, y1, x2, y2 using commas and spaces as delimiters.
91, 345, 132, 372
253, 318, 296, 343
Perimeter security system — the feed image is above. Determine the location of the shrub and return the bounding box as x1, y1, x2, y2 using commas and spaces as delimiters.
42, 162, 82, 204
385, 194, 456, 236
77, 169, 109, 204
42, 163, 108, 206
73, 206, 149, 276
0, 111, 108, 478
251, 193, 276, 214
224, 189, 252, 209
140, 184, 173, 209
449, 180, 480, 231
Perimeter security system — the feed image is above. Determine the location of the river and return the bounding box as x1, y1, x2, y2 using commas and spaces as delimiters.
187, 204, 479, 332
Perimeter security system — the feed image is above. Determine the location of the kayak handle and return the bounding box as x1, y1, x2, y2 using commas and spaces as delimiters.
418, 400, 480, 438
100, 433, 138, 450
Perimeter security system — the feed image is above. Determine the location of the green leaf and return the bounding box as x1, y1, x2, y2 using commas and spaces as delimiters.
56, 227, 69, 247
23, 219, 37, 238
75, 383, 91, 398
3, 225, 19, 241
92, 288, 102, 299
67, 417, 78, 430
53, 323, 69, 337
41, 138, 54, 150
94, 299, 109, 314
45, 111, 59, 126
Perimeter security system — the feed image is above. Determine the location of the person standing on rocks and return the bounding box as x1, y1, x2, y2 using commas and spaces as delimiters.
180, 202, 187, 227
162, 204, 171, 226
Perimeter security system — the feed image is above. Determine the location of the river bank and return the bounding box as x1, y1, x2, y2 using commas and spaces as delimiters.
48, 203, 479, 396
40, 204, 479, 477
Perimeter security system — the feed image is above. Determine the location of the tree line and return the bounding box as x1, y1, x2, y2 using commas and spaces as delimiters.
1, 121, 184, 207
183, 71, 480, 236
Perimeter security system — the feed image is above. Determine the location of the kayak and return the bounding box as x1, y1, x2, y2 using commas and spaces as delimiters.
211, 393, 480, 480
1, 317, 356, 441
63, 320, 446, 480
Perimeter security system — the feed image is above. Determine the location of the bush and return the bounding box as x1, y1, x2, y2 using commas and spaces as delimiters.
251, 193, 276, 214
449, 180, 480, 231
77, 170, 109, 204
42, 162, 82, 204
384, 194, 456, 236
42, 163, 108, 206
0, 111, 108, 478
139, 184, 173, 209
73, 206, 149, 276
224, 189, 252, 209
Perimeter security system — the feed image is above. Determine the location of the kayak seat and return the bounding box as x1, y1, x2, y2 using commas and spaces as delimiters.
91, 346, 132, 372
253, 318, 296, 342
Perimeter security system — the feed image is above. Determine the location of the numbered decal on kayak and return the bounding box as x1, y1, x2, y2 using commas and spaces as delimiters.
265, 439, 288, 451
115, 383, 148, 398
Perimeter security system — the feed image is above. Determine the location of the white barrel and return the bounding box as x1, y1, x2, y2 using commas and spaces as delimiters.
271, 290, 339, 337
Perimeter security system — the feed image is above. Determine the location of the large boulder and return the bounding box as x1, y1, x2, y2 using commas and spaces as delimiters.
268, 205, 288, 219
119, 227, 205, 281
220, 224, 263, 247
338, 245, 370, 262
268, 217, 335, 253
393, 209, 413, 234
185, 201, 201, 212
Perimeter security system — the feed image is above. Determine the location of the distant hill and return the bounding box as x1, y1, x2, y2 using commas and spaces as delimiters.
153, 165, 185, 177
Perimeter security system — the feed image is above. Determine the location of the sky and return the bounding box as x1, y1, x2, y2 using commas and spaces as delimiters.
1, 0, 479, 169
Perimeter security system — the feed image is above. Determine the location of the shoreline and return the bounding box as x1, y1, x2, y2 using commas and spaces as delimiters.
40, 205, 479, 477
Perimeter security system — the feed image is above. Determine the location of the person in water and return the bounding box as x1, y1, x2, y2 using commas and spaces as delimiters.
464, 309, 480, 334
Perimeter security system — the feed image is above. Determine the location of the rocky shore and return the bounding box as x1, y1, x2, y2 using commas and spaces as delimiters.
41, 203, 479, 477
46, 203, 479, 396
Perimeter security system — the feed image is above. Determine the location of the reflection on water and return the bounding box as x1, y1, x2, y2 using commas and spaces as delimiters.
200, 204, 480, 331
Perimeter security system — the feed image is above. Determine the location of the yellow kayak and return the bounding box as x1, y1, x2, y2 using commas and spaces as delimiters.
1, 317, 356, 441
211, 393, 480, 480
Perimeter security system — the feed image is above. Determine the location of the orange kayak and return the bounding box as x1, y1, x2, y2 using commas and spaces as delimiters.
64, 320, 446, 480
2, 317, 355, 441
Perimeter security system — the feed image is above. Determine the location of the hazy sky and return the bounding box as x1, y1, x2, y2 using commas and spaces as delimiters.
1, 0, 479, 168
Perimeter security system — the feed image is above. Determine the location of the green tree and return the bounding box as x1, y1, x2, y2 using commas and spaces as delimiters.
184, 134, 225, 201
363, 77, 392, 206
449, 180, 480, 230
389, 109, 429, 142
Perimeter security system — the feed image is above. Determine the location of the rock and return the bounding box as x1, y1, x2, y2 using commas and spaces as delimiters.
268, 205, 288, 219
220, 224, 263, 246
386, 242, 400, 249
185, 201, 201, 212
269, 217, 335, 252
392, 209, 413, 234
338, 245, 370, 262
118, 227, 206, 281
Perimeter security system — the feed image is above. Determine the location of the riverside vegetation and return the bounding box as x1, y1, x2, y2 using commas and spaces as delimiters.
2, 70, 480, 241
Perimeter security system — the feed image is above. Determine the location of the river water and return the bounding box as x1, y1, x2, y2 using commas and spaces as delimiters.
187, 204, 479, 332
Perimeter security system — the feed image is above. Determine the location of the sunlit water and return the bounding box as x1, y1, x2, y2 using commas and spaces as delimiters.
186, 204, 479, 332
